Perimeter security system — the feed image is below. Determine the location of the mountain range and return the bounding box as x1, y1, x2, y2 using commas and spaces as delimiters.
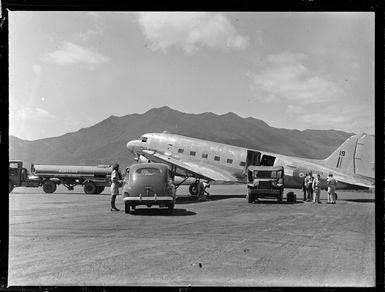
9, 106, 355, 170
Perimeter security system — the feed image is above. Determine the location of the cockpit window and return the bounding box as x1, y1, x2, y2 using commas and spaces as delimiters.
136, 167, 162, 175
141, 136, 148, 143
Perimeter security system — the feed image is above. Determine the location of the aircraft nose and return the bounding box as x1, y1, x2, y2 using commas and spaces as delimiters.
126, 140, 141, 154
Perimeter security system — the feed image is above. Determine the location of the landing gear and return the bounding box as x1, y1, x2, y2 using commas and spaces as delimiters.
189, 182, 199, 196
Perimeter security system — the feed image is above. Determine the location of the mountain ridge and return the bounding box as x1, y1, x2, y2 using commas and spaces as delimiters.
9, 107, 355, 169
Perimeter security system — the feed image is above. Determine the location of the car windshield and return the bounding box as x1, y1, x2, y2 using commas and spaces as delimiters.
136, 167, 162, 175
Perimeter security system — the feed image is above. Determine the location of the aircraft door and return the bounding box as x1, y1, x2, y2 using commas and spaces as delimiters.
245, 150, 261, 171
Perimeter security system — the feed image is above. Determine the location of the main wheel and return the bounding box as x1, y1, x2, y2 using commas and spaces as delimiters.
189, 183, 198, 196
43, 180, 57, 193
84, 181, 97, 194
9, 181, 13, 193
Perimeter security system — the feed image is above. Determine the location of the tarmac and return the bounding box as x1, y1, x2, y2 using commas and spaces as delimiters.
8, 184, 375, 287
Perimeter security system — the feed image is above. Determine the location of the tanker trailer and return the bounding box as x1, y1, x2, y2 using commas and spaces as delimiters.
31, 164, 113, 194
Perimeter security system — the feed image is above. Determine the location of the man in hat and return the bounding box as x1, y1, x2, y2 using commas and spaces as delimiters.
110, 163, 122, 211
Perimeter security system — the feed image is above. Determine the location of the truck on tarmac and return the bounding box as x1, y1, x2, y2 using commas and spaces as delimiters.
246, 165, 284, 204
9, 160, 112, 194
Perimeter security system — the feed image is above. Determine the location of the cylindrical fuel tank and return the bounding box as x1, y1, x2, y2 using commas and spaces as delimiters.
32, 164, 112, 177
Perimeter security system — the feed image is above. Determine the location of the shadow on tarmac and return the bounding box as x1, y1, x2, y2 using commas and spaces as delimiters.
176, 194, 245, 204
129, 208, 196, 216
342, 198, 375, 203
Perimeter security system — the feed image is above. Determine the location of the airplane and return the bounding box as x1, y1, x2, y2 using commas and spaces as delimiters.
126, 132, 374, 196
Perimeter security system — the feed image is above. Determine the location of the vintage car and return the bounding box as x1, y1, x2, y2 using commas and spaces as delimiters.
246, 165, 284, 204
122, 163, 176, 214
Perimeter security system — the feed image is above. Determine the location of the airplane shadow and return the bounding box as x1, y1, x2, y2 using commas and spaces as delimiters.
128, 208, 196, 216
342, 198, 375, 203
176, 194, 245, 204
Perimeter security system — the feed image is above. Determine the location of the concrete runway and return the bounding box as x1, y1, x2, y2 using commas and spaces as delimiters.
9, 185, 375, 287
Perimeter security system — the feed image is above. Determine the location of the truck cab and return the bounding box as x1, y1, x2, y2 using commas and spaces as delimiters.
246, 165, 284, 204
9, 160, 40, 193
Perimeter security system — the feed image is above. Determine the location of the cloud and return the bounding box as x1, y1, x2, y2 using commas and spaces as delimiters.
248, 51, 344, 104
79, 12, 104, 40
296, 104, 374, 134
10, 105, 56, 121
137, 12, 249, 55
44, 42, 110, 65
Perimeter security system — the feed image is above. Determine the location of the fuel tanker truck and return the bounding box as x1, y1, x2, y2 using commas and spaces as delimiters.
9, 160, 113, 194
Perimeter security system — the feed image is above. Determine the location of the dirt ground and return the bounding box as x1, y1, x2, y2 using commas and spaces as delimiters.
8, 185, 375, 287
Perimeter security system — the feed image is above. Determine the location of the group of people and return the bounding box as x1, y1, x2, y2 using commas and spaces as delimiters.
302, 173, 337, 204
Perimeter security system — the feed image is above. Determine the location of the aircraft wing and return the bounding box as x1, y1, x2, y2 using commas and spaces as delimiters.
141, 150, 239, 182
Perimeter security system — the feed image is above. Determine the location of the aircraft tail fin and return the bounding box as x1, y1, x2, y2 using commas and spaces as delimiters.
323, 133, 374, 178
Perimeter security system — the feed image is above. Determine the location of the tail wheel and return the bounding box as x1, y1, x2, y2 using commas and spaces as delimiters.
43, 180, 57, 193
84, 181, 97, 194
9, 181, 13, 193
189, 183, 198, 196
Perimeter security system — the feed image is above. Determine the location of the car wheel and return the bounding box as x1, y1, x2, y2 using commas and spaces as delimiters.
43, 180, 57, 193
125, 202, 131, 214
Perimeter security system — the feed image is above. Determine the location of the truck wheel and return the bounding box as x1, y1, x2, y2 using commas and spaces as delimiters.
9, 181, 13, 193
247, 192, 254, 204
84, 181, 97, 194
43, 181, 57, 193
168, 203, 174, 214
96, 186, 105, 194
277, 193, 283, 204
189, 183, 198, 196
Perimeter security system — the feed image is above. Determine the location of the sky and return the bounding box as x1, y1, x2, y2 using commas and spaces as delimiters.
9, 11, 375, 140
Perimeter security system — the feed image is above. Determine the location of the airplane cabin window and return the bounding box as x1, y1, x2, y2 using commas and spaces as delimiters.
240, 161, 246, 167
190, 151, 196, 156
227, 159, 233, 164
178, 149, 184, 153
214, 156, 220, 161
202, 154, 208, 158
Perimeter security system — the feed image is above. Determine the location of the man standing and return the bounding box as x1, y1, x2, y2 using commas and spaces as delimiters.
302, 174, 307, 202
312, 174, 321, 204
327, 174, 337, 204
110, 163, 122, 211
305, 173, 314, 202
